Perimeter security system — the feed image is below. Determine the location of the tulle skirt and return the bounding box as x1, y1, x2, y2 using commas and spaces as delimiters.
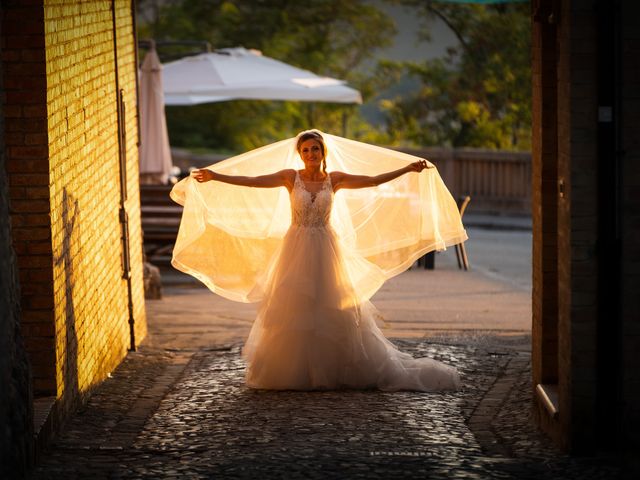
242, 225, 460, 392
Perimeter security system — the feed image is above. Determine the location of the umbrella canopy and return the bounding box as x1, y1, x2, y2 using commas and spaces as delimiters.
162, 47, 362, 105
139, 46, 173, 184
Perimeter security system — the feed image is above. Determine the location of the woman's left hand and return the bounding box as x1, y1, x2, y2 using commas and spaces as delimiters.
408, 159, 432, 172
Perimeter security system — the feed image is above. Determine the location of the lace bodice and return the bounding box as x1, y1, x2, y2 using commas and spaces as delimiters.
290, 171, 333, 227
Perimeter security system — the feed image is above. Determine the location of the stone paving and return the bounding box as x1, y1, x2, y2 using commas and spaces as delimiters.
30, 335, 625, 479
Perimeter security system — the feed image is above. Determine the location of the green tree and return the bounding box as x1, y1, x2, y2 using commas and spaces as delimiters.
381, 1, 531, 150
137, 0, 396, 152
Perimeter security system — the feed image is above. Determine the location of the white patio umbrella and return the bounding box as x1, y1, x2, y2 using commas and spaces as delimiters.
162, 47, 362, 105
139, 46, 173, 184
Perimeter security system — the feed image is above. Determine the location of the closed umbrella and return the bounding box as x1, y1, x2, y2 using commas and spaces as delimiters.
139, 45, 173, 184
162, 47, 362, 105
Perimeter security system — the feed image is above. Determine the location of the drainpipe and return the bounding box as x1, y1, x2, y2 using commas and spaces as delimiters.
112, 0, 136, 351
132, 0, 141, 148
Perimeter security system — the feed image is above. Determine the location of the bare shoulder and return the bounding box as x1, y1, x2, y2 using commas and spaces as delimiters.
278, 168, 297, 190
278, 168, 297, 179
329, 171, 347, 181
329, 171, 349, 191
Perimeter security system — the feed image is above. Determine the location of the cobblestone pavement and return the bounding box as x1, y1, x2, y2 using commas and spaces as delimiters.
29, 335, 625, 480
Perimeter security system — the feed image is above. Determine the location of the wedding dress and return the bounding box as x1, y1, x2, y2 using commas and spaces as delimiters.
170, 130, 467, 391
242, 171, 461, 391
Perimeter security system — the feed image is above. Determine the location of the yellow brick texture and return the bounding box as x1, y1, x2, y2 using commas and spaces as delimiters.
44, 0, 146, 409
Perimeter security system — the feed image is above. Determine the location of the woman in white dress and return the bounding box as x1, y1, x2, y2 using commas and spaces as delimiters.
176, 130, 466, 392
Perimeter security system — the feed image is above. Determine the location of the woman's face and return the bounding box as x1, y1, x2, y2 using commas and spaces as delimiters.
299, 139, 324, 169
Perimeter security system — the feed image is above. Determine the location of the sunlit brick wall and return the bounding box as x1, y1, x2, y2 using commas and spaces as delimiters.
113, 0, 147, 348
43, 0, 146, 411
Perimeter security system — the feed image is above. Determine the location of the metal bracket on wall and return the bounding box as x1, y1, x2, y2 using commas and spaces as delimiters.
536, 383, 559, 419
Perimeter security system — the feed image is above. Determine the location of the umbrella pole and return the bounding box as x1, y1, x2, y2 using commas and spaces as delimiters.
306, 104, 315, 129
342, 110, 348, 137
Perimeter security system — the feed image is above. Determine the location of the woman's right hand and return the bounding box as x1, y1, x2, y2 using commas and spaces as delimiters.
407, 159, 432, 172
192, 169, 215, 183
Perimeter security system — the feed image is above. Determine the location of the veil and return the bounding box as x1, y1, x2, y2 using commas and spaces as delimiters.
170, 130, 468, 303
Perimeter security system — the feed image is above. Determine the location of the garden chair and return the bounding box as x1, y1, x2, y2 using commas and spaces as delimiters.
455, 195, 471, 270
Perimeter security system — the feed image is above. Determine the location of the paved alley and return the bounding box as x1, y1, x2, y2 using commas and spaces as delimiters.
30, 336, 622, 479
29, 228, 626, 479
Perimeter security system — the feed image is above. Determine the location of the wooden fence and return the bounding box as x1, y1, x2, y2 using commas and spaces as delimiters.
142, 147, 531, 262
393, 147, 532, 215
171, 146, 532, 215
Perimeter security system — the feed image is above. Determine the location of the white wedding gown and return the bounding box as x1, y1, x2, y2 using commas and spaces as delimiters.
242, 171, 461, 391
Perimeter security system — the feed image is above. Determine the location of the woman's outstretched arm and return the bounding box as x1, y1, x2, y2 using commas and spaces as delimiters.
192, 168, 295, 189
331, 160, 432, 191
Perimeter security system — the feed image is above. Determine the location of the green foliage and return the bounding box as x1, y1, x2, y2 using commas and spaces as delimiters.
380, 1, 531, 150
137, 0, 396, 152
138, 1, 531, 151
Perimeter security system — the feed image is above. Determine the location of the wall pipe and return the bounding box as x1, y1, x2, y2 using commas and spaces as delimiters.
112, 0, 136, 352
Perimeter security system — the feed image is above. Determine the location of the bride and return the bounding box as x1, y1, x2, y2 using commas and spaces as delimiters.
172, 130, 467, 392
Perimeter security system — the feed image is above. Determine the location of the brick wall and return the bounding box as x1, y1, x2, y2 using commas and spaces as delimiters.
0, 31, 34, 477
558, 0, 600, 453
43, 0, 146, 412
2, 0, 146, 420
113, 1, 146, 346
532, 0, 640, 456
530, 0, 562, 446
532, 0, 601, 454
621, 0, 640, 455
2, 0, 56, 398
